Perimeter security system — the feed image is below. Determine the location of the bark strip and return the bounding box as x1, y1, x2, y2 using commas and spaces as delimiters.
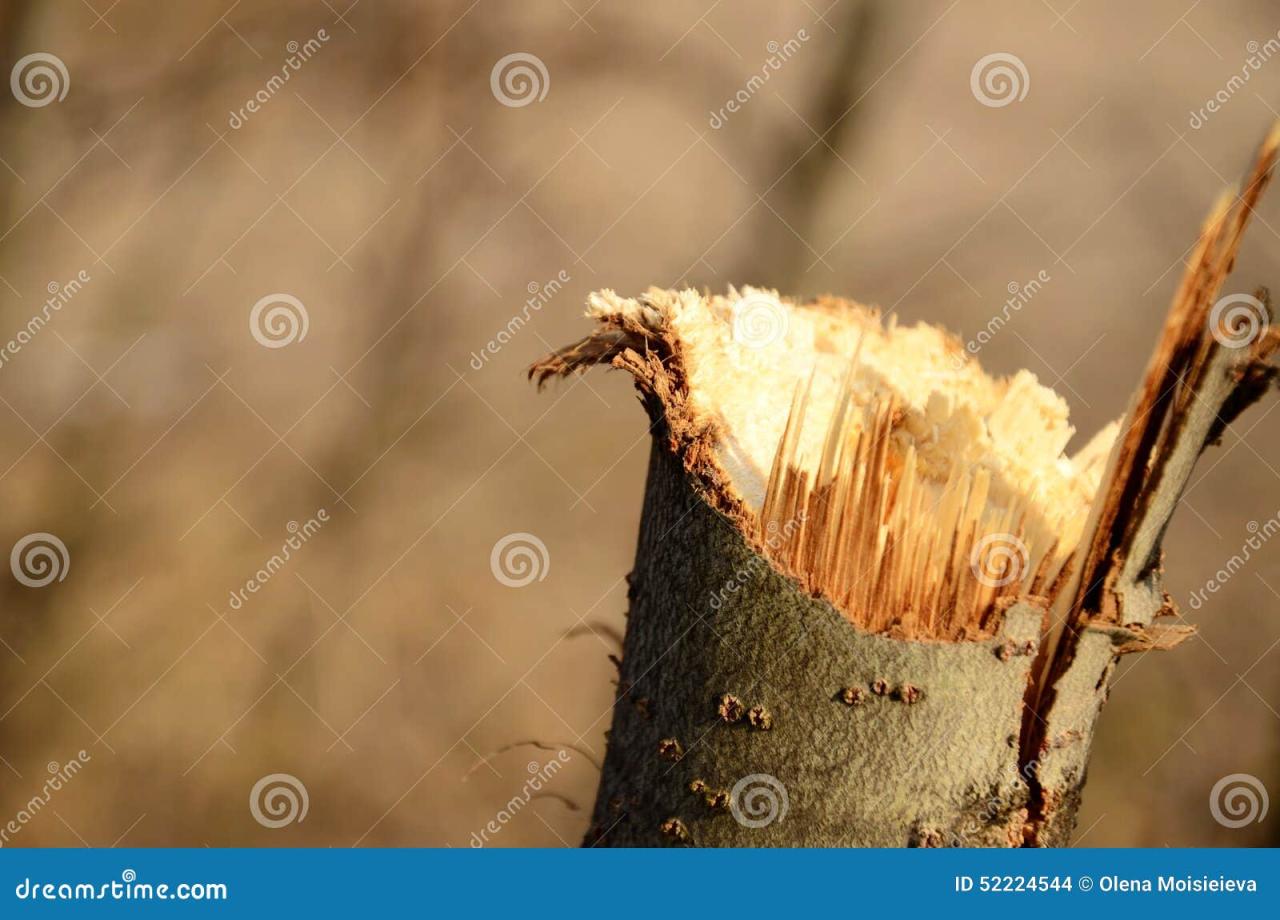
1024, 125, 1280, 844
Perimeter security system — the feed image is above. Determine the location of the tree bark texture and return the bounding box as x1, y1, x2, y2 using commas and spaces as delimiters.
584, 442, 1044, 847
535, 125, 1280, 848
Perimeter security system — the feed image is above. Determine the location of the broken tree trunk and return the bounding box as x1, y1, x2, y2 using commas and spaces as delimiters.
531, 125, 1280, 847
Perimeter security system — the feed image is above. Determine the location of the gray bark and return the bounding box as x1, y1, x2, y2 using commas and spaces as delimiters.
586, 444, 1045, 847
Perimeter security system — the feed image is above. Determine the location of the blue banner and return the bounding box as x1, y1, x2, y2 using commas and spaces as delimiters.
0, 848, 1275, 916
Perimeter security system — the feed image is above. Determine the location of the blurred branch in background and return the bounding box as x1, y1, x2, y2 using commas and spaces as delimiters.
746, 0, 880, 289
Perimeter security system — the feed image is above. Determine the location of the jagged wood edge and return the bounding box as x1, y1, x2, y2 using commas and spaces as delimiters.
1024, 124, 1280, 844
530, 125, 1280, 846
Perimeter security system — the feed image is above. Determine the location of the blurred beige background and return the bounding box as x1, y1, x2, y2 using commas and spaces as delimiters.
0, 0, 1278, 847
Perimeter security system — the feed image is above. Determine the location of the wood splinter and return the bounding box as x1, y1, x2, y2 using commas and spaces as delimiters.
531, 124, 1280, 847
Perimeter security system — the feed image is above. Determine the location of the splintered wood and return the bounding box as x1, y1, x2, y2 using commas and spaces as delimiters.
758, 356, 1076, 641
1056, 122, 1280, 630
529, 127, 1280, 646
758, 126, 1280, 643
